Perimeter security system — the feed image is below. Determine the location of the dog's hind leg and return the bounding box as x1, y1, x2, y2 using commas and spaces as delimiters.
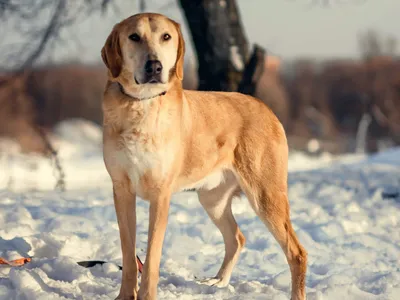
234, 137, 307, 300
197, 172, 245, 287
245, 187, 307, 300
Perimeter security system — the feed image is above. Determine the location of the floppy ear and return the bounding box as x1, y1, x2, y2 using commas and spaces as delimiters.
173, 21, 185, 81
101, 26, 123, 78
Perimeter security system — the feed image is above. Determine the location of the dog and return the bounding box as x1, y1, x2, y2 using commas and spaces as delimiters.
101, 13, 307, 300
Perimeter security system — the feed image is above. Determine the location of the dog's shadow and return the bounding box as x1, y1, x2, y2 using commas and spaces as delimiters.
157, 272, 233, 296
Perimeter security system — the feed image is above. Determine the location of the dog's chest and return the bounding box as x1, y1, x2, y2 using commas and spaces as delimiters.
114, 127, 174, 189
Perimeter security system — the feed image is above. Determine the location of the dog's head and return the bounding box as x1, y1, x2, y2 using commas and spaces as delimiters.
101, 13, 185, 99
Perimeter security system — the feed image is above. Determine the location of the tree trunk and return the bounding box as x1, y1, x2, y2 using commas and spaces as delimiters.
179, 0, 263, 93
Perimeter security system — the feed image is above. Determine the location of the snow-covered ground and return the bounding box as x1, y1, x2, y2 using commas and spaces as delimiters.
0, 120, 399, 300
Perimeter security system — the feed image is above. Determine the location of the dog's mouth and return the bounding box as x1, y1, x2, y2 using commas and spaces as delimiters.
148, 78, 160, 84
135, 76, 163, 85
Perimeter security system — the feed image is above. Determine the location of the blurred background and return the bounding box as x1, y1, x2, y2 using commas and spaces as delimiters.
0, 0, 399, 189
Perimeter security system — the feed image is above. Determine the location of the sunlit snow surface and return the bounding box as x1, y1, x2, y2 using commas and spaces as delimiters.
1, 120, 399, 300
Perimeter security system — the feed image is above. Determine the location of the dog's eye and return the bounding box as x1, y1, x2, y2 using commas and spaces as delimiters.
129, 33, 140, 42
163, 33, 171, 41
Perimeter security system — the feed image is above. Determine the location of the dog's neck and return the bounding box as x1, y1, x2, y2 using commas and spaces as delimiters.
118, 82, 166, 101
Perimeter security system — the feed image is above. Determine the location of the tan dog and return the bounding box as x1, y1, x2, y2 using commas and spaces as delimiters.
101, 13, 307, 300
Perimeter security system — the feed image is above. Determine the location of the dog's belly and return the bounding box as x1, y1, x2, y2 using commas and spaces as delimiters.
113, 133, 231, 196
179, 170, 226, 192
116, 147, 227, 194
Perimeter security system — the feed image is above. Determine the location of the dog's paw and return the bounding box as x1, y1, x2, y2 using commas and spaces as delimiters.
198, 277, 229, 288
115, 290, 137, 300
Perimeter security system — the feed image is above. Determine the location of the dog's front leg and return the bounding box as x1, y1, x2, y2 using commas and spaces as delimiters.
138, 192, 171, 300
113, 181, 138, 300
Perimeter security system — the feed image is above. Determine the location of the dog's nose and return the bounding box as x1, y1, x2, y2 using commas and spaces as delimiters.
144, 60, 163, 76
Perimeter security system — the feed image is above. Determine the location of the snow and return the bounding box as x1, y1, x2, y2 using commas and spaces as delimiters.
1, 119, 399, 300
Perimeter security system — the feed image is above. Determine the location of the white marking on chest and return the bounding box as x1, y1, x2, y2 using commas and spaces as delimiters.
114, 132, 175, 193
111, 97, 176, 187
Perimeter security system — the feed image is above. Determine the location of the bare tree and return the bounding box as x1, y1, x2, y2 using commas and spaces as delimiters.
0, 0, 117, 74
358, 29, 398, 60
0, 0, 119, 190
358, 29, 383, 60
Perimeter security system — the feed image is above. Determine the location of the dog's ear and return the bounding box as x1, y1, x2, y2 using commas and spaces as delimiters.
172, 21, 185, 81
101, 26, 123, 78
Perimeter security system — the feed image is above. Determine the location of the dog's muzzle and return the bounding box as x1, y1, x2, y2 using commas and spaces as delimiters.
143, 60, 163, 84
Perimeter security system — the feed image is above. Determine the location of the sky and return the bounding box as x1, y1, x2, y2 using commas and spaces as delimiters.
238, 0, 400, 59
0, 0, 399, 67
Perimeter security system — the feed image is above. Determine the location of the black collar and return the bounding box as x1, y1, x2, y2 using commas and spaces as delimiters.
118, 83, 166, 100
